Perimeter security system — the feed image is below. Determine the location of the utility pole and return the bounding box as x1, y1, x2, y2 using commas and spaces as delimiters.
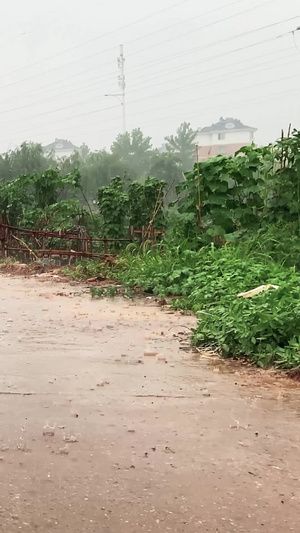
105, 45, 126, 133
118, 44, 126, 133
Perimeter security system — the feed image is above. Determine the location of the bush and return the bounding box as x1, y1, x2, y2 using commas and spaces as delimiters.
109, 244, 300, 368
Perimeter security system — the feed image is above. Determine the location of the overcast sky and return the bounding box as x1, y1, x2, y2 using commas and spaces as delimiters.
0, 0, 299, 152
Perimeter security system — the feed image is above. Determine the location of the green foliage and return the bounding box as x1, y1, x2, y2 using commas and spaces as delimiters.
0, 131, 183, 205
264, 130, 300, 226
33, 169, 80, 209
193, 280, 300, 369
0, 168, 85, 229
105, 244, 300, 368
23, 200, 87, 231
63, 260, 107, 280
174, 147, 269, 244
79, 150, 134, 201
97, 177, 129, 238
111, 128, 152, 176
0, 142, 55, 183
5, 129, 300, 370
128, 177, 166, 229
165, 122, 197, 171
97, 176, 166, 238
149, 151, 182, 186
236, 221, 300, 269
90, 285, 118, 298
171, 131, 300, 245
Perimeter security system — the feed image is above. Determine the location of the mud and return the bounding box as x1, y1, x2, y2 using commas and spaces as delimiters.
0, 275, 299, 532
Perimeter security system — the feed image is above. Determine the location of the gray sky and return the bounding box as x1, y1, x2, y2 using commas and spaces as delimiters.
0, 0, 299, 152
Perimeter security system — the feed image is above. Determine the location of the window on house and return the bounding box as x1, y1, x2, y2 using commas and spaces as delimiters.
218, 133, 226, 140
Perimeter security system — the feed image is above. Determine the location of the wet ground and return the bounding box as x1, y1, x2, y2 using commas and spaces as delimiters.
0, 275, 300, 532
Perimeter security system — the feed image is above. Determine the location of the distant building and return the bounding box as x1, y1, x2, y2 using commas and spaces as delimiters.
195, 117, 257, 161
43, 138, 79, 159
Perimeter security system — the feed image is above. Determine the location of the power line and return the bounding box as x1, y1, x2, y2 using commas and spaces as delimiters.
0, 12, 298, 138
124, 32, 295, 94
0, 0, 292, 118
0, 0, 243, 96
0, 32, 295, 138
127, 0, 281, 59
125, 0, 245, 49
0, 0, 276, 98
125, 15, 300, 83
37, 45, 296, 102
126, 52, 299, 104
0, 64, 119, 109
292, 28, 300, 54
5, 82, 300, 149
0, 0, 191, 83
0, 17, 295, 119
4, 60, 300, 143
136, 84, 300, 131
0, 44, 295, 120
123, 70, 300, 121
126, 46, 291, 94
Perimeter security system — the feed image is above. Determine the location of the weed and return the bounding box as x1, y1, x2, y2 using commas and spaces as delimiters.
63, 260, 107, 280
90, 285, 118, 299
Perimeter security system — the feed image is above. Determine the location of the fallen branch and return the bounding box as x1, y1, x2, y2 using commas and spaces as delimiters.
11, 234, 39, 260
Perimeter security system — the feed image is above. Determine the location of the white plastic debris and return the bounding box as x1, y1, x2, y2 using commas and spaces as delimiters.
237, 284, 279, 298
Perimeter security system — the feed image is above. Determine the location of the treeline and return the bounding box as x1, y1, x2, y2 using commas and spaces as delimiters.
0, 123, 197, 201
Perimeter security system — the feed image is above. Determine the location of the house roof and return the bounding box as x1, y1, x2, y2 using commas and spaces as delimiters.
199, 117, 257, 134
43, 138, 79, 151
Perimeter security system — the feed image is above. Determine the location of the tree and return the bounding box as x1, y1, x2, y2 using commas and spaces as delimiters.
149, 151, 183, 185
80, 151, 134, 200
78, 143, 90, 161
149, 151, 183, 202
54, 149, 134, 201
164, 122, 197, 171
0, 142, 55, 183
0, 152, 12, 183
111, 128, 153, 175
4, 142, 55, 181
56, 151, 82, 176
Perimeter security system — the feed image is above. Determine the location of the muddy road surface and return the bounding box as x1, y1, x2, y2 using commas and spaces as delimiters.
0, 275, 299, 532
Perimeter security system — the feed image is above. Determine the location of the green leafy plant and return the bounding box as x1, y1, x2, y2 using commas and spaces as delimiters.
0, 169, 83, 228
128, 177, 166, 229
97, 175, 166, 239
90, 287, 105, 298
97, 176, 129, 238
90, 285, 118, 298
93, 242, 300, 368
165, 122, 197, 170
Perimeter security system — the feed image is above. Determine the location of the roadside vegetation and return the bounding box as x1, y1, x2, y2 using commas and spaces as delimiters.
1, 128, 300, 369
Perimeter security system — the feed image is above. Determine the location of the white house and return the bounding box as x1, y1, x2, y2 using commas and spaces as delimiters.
195, 117, 257, 161
43, 138, 79, 159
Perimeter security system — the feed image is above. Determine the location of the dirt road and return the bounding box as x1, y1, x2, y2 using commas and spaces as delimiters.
0, 275, 299, 532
